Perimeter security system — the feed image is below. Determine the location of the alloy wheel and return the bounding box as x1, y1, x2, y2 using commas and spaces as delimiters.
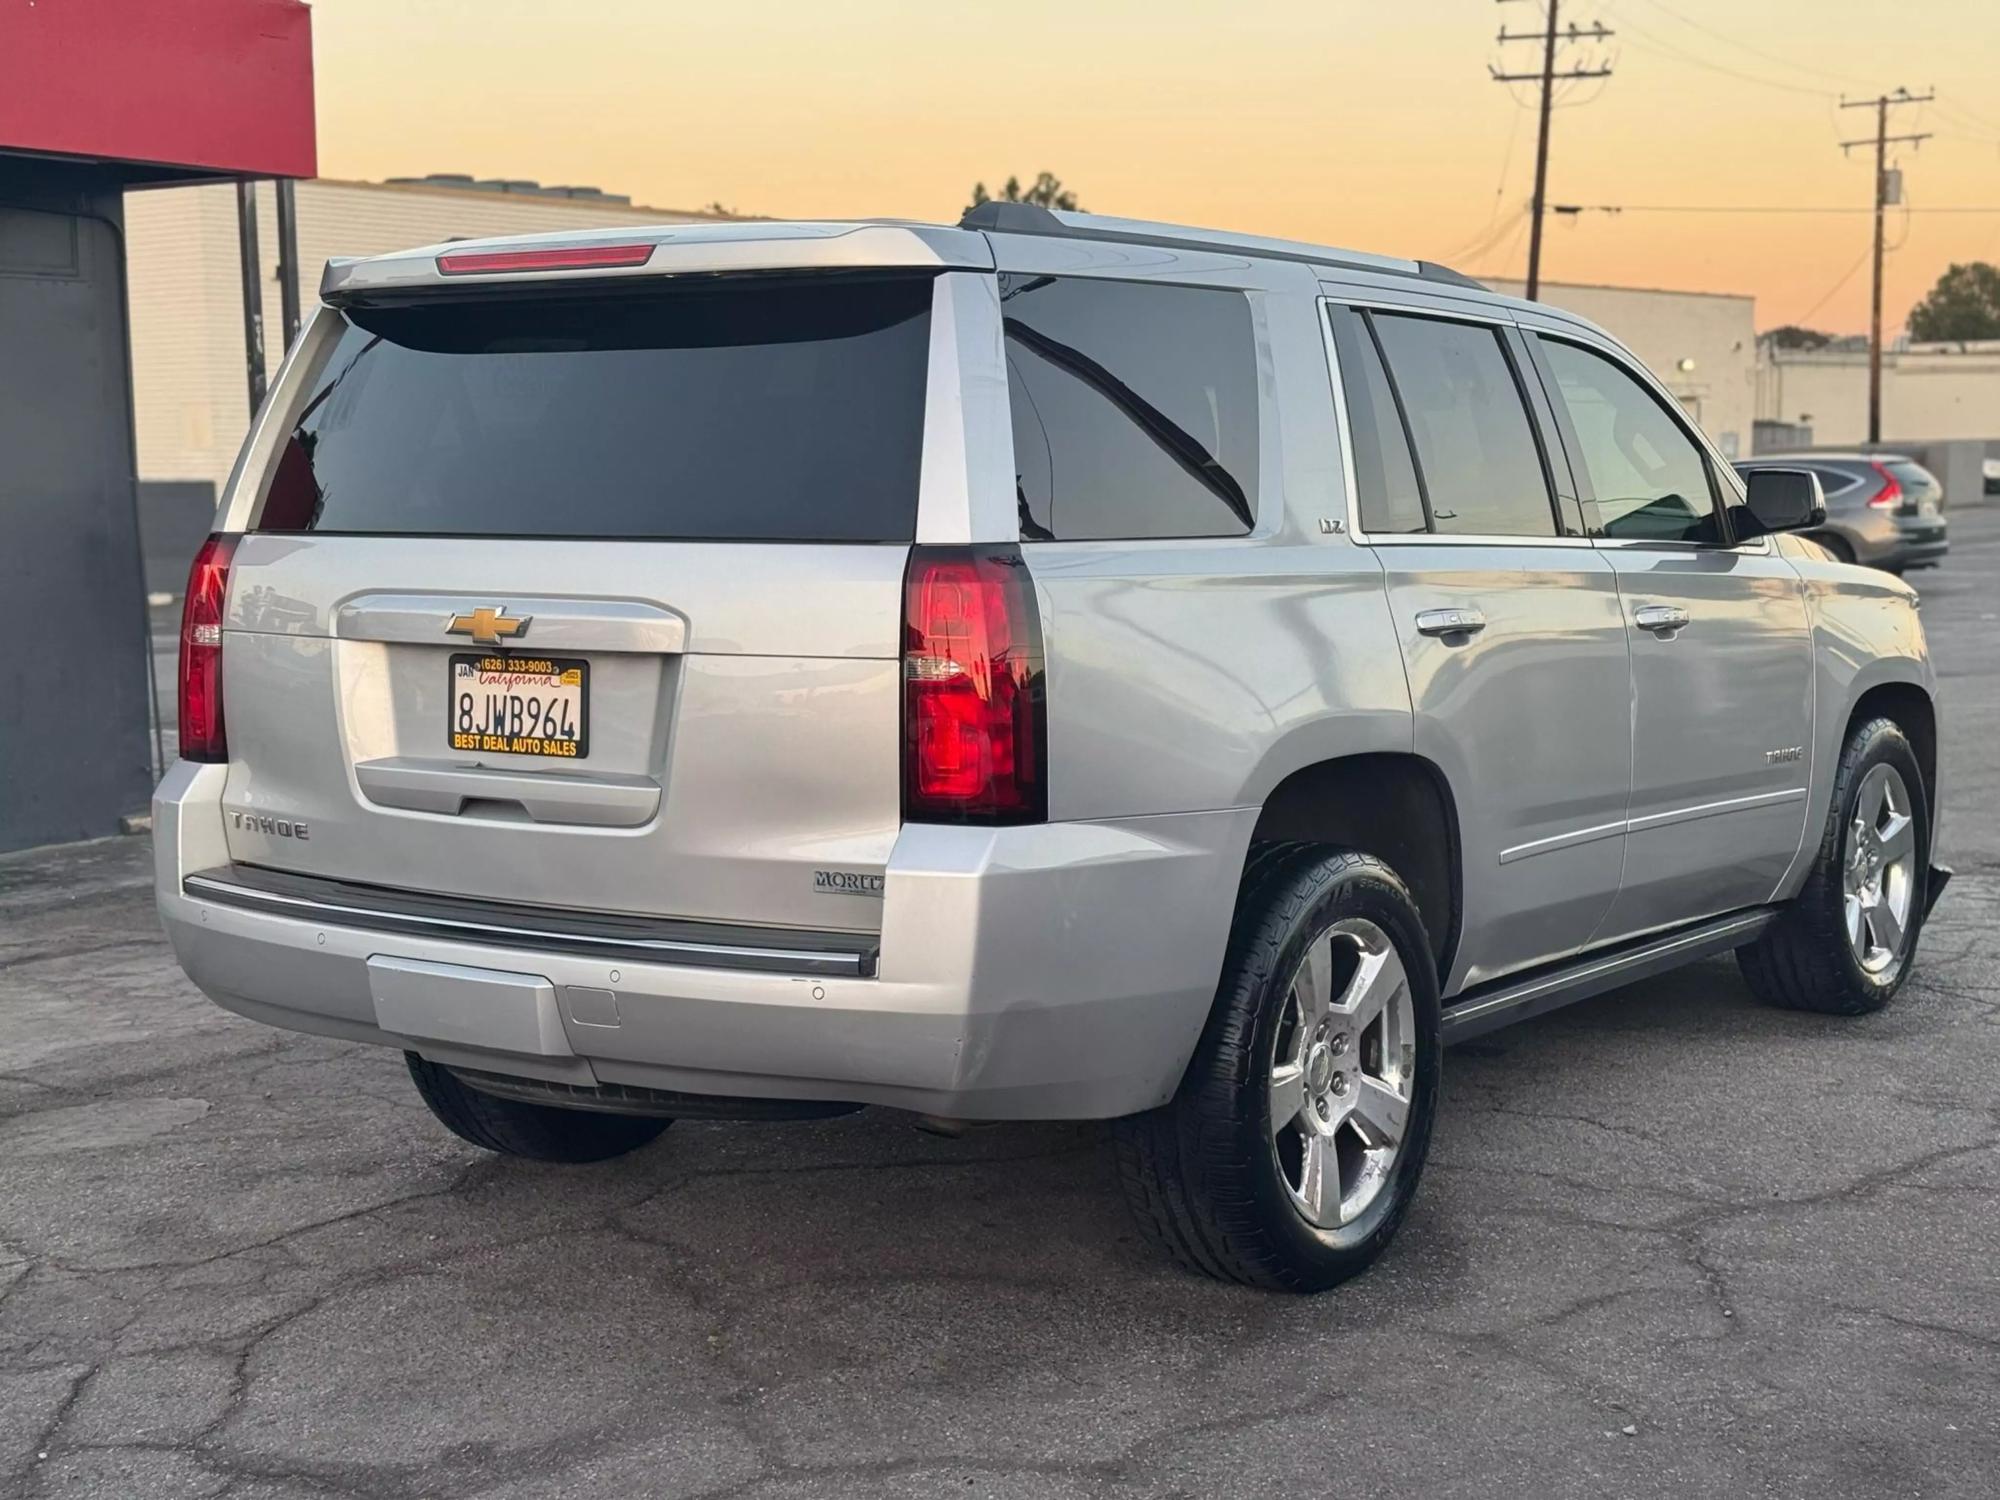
1268, 917, 1417, 1229
1844, 762, 1917, 976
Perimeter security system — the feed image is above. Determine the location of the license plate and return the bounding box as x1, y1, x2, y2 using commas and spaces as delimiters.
448, 654, 588, 759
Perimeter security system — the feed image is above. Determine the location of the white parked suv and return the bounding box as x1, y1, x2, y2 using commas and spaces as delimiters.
156, 204, 1949, 1291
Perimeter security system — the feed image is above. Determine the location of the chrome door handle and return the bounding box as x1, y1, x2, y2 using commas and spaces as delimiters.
1415, 608, 1487, 638
1634, 604, 1690, 635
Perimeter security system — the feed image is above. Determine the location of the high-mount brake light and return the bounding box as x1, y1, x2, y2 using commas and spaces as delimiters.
1867, 462, 1904, 510
902, 548, 1047, 824
435, 243, 656, 276
178, 533, 238, 763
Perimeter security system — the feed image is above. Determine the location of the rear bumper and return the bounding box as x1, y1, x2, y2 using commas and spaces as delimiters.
1895, 515, 1949, 565
155, 761, 1252, 1120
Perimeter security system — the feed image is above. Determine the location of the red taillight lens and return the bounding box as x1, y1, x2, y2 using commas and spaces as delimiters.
1868, 462, 1903, 510
436, 243, 655, 276
903, 547, 1046, 824
178, 533, 237, 762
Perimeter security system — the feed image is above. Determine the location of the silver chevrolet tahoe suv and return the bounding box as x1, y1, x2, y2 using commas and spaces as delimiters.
156, 204, 1950, 1292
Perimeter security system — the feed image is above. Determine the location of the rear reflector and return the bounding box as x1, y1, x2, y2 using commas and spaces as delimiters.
1868, 462, 1904, 510
902, 548, 1046, 824
178, 533, 238, 763
436, 243, 656, 276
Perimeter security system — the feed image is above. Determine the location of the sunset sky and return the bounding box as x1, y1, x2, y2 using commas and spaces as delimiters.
311, 0, 2000, 335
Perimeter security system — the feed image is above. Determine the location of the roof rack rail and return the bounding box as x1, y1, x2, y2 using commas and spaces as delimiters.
955, 202, 1484, 290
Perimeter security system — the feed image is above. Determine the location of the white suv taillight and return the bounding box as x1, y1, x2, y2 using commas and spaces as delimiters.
902, 547, 1046, 823
177, 533, 237, 762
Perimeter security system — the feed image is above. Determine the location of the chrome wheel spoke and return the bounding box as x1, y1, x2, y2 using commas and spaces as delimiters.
1348, 1075, 1409, 1150
1294, 932, 1336, 1023
1858, 764, 1892, 828
1269, 1060, 1308, 1137
1297, 1133, 1334, 1224
1864, 895, 1905, 957
1332, 943, 1405, 1031
1878, 810, 1916, 866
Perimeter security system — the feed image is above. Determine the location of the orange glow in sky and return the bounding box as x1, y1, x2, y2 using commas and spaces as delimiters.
311, 0, 2000, 334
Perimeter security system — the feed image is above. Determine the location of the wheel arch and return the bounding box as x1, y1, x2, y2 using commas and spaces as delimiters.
1246, 753, 1462, 983
1847, 679, 1938, 826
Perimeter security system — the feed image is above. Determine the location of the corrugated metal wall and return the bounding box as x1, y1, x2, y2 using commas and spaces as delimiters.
125, 180, 716, 497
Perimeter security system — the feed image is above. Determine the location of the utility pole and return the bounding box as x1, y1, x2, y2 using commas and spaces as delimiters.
1491, 1, 1613, 300
1841, 88, 1932, 444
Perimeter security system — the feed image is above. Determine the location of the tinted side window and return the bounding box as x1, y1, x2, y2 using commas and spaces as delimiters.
1539, 338, 1721, 544
1369, 313, 1556, 537
1328, 306, 1427, 534
1004, 275, 1258, 540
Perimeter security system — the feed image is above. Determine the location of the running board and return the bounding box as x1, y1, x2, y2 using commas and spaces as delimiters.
1442, 908, 1781, 1044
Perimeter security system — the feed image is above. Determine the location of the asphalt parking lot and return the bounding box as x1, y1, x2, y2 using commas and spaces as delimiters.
5, 513, 1998, 1500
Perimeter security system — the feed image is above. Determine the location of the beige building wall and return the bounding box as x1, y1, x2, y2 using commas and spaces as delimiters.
1487, 279, 1758, 460
1755, 347, 2000, 446
125, 179, 718, 494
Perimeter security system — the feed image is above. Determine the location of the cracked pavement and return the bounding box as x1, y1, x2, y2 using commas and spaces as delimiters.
4, 509, 1998, 1499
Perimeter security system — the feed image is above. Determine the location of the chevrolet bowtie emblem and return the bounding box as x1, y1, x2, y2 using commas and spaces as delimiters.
445, 606, 531, 647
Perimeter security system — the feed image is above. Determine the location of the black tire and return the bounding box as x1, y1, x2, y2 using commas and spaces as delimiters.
406, 1053, 671, 1162
1816, 533, 1856, 565
1738, 717, 1931, 1016
1113, 846, 1442, 1292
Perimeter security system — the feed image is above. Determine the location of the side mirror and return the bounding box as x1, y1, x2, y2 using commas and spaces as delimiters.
1740, 468, 1826, 537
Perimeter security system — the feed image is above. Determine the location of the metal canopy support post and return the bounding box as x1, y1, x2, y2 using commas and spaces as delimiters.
236, 179, 267, 414
275, 176, 302, 351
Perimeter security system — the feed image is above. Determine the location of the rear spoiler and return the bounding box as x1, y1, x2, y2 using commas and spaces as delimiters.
321, 222, 990, 301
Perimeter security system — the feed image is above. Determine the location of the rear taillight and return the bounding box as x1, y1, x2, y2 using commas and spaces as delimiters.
902, 547, 1046, 824
1868, 462, 1904, 510
178, 534, 237, 762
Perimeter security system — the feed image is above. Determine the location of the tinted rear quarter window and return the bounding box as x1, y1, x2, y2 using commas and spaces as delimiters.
258, 274, 935, 541
1884, 460, 1939, 496
1328, 306, 1427, 535
1004, 274, 1259, 540
1368, 313, 1556, 537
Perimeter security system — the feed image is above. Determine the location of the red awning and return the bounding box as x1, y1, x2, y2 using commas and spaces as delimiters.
0, 0, 315, 181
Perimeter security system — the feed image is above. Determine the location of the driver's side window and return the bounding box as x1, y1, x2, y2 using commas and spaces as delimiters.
1538, 337, 1722, 545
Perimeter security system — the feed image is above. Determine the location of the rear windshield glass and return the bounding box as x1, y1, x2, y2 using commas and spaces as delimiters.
257, 274, 935, 541
1884, 460, 1938, 494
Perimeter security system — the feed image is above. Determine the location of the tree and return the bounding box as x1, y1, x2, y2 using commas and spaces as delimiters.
1764, 324, 1834, 351
1906, 261, 2000, 344
965, 171, 1083, 217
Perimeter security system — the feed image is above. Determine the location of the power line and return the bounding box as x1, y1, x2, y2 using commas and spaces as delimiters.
1792, 247, 1872, 327
1604, 7, 1836, 99
1447, 97, 1529, 261
1621, 0, 1869, 92
1490, 0, 1615, 299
